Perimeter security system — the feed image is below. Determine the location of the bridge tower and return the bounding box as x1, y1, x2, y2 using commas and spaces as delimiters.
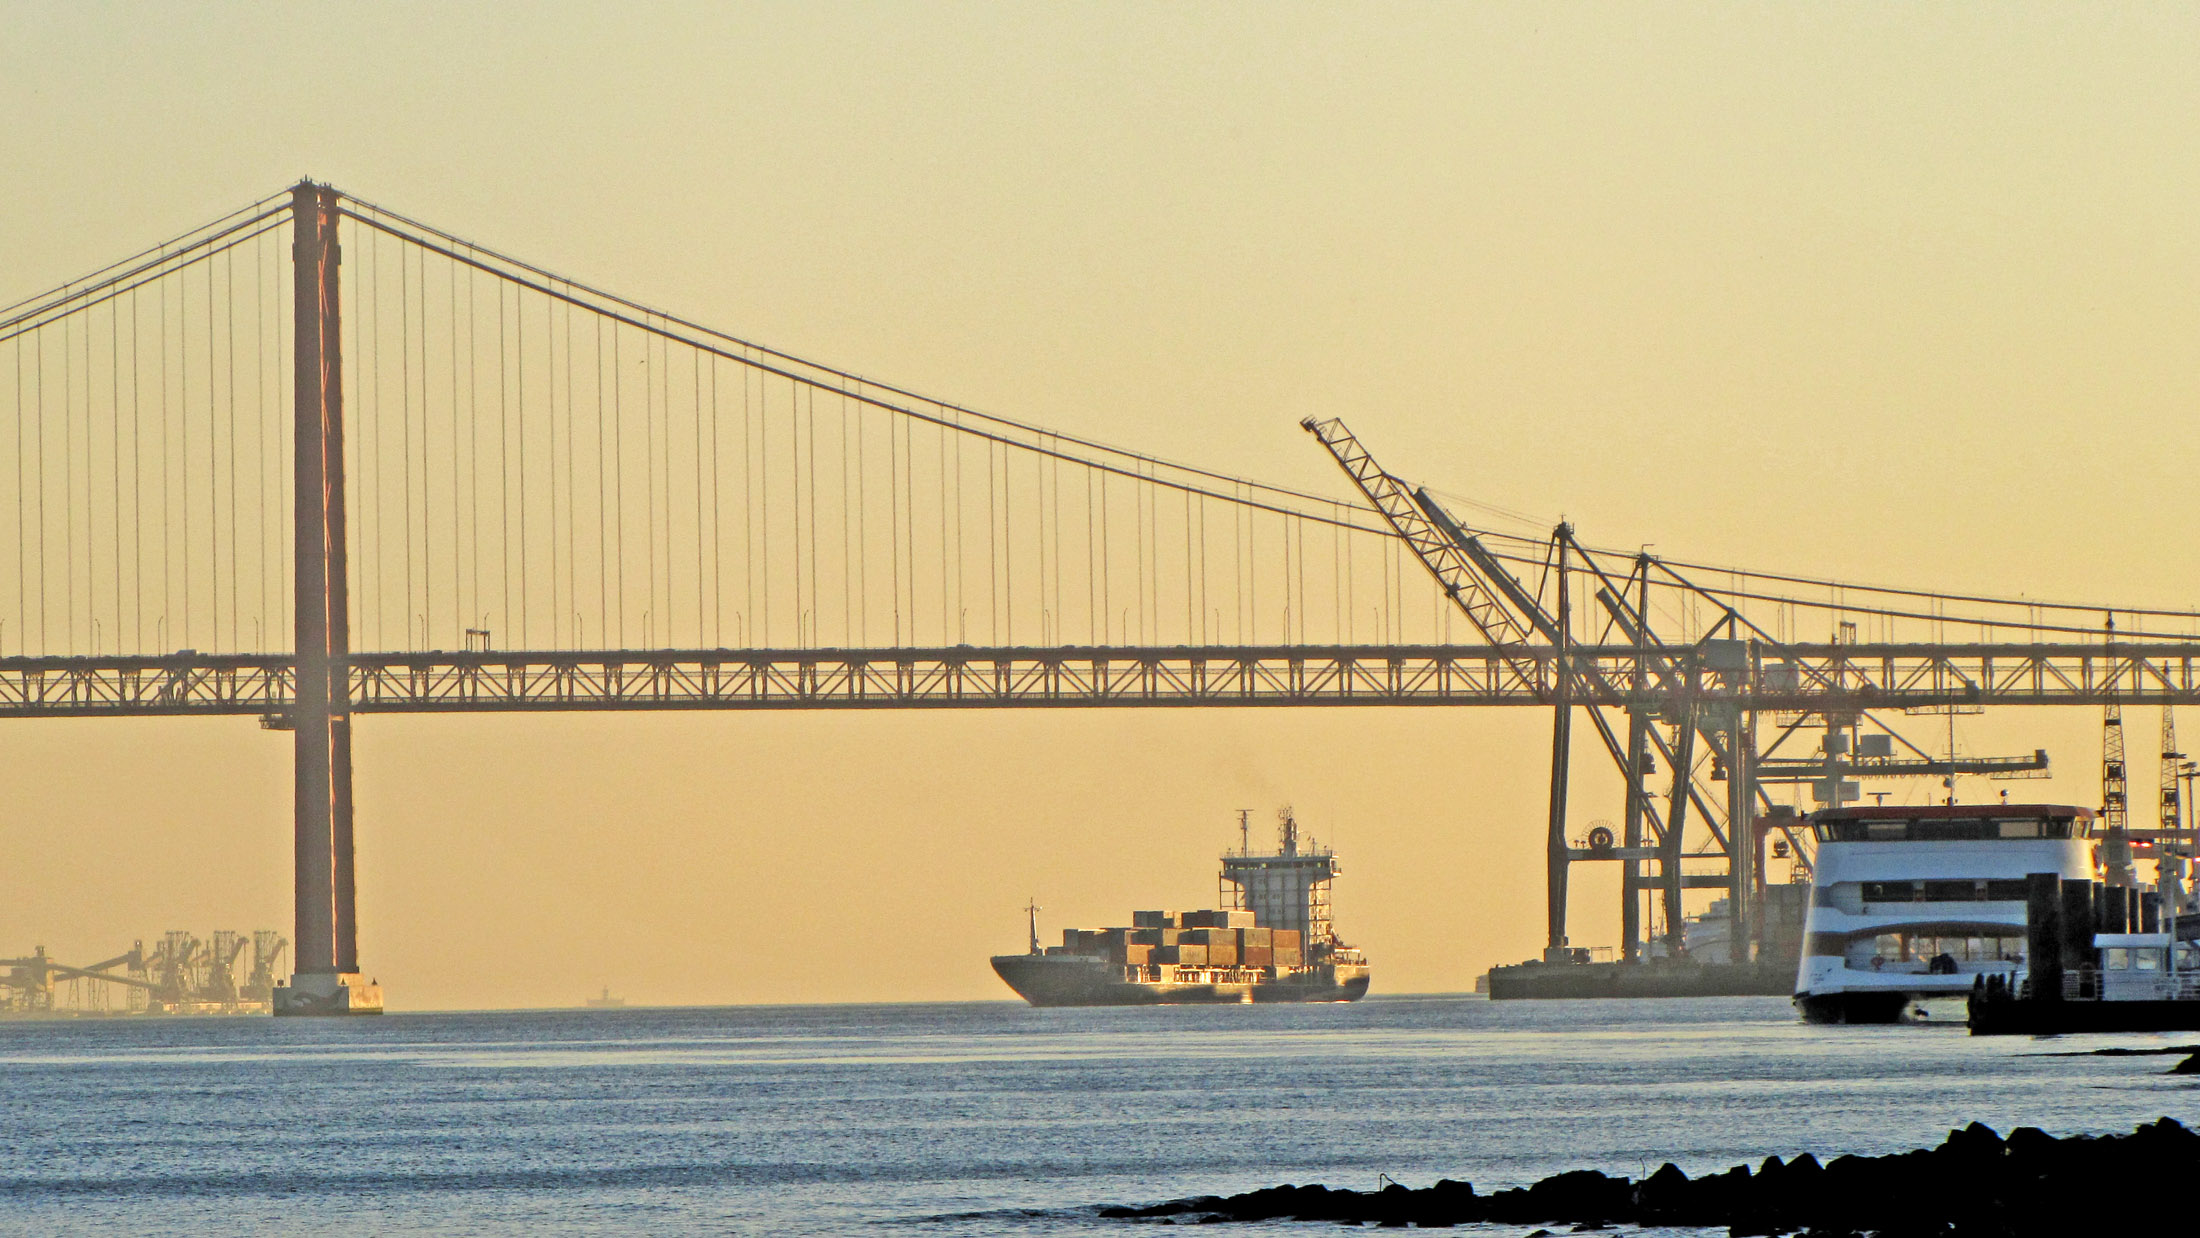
272, 182, 382, 1016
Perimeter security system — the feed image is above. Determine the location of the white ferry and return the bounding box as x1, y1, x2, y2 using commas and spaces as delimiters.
1793, 803, 2097, 1024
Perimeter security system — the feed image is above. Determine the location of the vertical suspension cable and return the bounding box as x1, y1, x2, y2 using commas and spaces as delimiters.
398, 242, 412, 648
11, 333, 20, 655
887, 392, 899, 644
987, 437, 999, 643
937, 421, 948, 643
1185, 489, 1194, 644
254, 232, 265, 649
466, 264, 479, 639
109, 295, 121, 652
595, 314, 607, 648
612, 319, 624, 647
157, 277, 167, 651
1084, 466, 1095, 644
1050, 441, 1061, 642
365, 226, 378, 648
644, 327, 659, 645
63, 301, 74, 648
498, 279, 510, 643
696, 347, 706, 646
853, 383, 864, 646
545, 288, 560, 647
805, 382, 817, 646
131, 284, 142, 651
837, 385, 850, 646
517, 281, 529, 648
742, 359, 753, 644
565, 290, 578, 649
710, 355, 721, 646
225, 246, 238, 652
1099, 470, 1110, 644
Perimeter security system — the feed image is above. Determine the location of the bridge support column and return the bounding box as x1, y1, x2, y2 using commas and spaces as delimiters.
1620, 705, 1647, 961
274, 181, 381, 1017
1543, 529, 1575, 962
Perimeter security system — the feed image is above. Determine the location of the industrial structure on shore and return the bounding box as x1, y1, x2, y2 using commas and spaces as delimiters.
1, 932, 289, 1016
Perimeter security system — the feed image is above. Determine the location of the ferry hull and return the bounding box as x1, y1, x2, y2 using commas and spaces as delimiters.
1794, 989, 1916, 1025
991, 954, 1369, 1007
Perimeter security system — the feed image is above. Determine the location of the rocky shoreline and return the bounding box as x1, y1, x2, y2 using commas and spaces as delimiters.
1099, 1118, 2197, 1234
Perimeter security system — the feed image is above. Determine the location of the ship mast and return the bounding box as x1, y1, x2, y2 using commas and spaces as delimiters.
1023, 900, 1042, 955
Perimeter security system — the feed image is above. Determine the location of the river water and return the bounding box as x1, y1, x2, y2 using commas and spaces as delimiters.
1, 995, 2194, 1234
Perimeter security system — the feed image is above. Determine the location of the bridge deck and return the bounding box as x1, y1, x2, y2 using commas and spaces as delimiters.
0, 642, 2195, 717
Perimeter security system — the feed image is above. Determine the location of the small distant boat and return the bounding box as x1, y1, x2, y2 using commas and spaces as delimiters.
585, 987, 625, 1009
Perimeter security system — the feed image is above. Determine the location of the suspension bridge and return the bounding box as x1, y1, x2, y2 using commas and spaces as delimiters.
6, 181, 2197, 1011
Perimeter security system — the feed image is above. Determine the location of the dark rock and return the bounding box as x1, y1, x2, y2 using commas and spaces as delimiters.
1097, 1119, 2190, 1234
2169, 1053, 2200, 1074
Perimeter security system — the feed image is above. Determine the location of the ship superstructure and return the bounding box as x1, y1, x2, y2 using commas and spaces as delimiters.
1220, 808, 1339, 945
991, 809, 1370, 1006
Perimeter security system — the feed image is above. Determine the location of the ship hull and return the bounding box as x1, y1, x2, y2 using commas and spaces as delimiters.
991, 954, 1369, 1007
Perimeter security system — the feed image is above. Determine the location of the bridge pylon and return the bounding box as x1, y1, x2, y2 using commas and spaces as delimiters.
272, 181, 381, 1016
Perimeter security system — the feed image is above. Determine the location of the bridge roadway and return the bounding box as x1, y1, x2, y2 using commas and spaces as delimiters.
2, 641, 2199, 717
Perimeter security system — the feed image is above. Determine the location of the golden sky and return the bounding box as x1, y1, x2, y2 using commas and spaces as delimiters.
4, 4, 2199, 1007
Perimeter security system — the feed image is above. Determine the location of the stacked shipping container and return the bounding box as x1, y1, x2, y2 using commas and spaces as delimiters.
1055, 912, 1305, 970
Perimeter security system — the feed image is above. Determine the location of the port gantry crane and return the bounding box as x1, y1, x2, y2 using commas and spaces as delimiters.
1304, 417, 2065, 968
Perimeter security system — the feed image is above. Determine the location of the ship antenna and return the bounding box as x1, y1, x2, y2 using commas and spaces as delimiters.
1024, 899, 1042, 956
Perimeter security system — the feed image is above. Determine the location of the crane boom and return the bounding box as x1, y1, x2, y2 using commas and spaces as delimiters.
1300, 417, 1536, 647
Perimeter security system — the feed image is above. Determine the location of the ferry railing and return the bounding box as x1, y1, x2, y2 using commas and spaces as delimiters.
2059, 971, 2200, 1001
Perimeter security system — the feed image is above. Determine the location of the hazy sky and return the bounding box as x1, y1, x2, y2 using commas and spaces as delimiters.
4, 4, 2199, 1007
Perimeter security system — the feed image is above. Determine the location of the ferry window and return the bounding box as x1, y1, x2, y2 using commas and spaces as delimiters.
1996, 820, 2042, 839
1861, 882, 1919, 903
1866, 821, 1908, 840
1984, 880, 2031, 901
2105, 948, 2132, 971
1923, 881, 1976, 901
2135, 950, 2163, 972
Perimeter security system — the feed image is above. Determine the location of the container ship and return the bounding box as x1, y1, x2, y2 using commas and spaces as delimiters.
992, 809, 1371, 1006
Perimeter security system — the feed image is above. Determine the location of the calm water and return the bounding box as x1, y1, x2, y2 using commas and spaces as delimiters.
1, 995, 2195, 1235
